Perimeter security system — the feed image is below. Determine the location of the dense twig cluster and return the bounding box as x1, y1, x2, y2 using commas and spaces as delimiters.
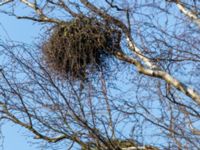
42, 17, 121, 80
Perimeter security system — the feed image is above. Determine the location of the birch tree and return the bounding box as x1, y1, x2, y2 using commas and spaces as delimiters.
0, 0, 199, 149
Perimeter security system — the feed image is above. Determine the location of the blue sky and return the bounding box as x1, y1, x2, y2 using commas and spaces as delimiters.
0, 13, 41, 150
1, 124, 37, 150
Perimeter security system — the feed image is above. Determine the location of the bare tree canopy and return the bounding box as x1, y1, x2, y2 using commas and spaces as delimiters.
0, 0, 200, 149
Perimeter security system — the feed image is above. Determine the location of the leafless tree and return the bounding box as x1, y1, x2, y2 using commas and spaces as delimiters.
0, 0, 200, 149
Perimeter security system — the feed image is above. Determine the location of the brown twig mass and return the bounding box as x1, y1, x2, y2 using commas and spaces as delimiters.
42, 17, 121, 80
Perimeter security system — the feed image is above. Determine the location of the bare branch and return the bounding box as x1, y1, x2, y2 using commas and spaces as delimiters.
0, 0, 13, 6
170, 0, 200, 27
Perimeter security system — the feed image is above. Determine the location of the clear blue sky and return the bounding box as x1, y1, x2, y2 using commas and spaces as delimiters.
0, 13, 42, 150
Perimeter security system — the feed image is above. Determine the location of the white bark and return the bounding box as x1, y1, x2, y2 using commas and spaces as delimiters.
126, 36, 159, 70
114, 50, 200, 106
176, 2, 200, 28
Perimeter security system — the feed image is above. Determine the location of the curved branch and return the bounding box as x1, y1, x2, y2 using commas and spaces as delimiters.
113, 51, 200, 106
